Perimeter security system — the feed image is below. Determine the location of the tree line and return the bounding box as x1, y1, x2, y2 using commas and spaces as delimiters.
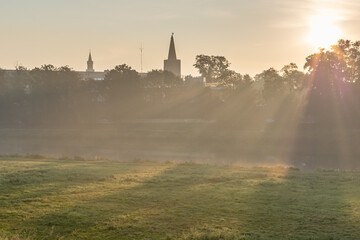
1, 39, 360, 129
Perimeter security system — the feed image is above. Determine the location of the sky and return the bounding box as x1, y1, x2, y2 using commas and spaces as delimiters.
0, 0, 360, 76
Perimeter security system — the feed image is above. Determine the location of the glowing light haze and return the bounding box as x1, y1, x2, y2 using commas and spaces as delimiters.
1, 0, 360, 75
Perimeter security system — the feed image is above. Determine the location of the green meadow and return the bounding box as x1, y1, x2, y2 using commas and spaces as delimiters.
1, 156, 360, 240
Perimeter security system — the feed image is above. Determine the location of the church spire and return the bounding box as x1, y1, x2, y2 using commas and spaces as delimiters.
168, 33, 177, 60
164, 33, 181, 77
88, 52, 93, 62
86, 51, 94, 72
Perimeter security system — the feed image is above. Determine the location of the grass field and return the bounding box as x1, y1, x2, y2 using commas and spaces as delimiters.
1, 156, 360, 239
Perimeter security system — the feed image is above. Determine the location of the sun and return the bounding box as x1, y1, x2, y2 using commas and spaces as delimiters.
307, 12, 342, 49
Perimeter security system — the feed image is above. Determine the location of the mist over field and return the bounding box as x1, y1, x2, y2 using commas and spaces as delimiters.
3, 1, 360, 239
2, 41, 360, 170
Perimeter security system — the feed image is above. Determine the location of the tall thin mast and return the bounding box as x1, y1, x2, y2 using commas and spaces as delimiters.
140, 43, 144, 73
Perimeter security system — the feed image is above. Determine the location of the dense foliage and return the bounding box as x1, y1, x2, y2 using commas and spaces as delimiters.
1, 40, 360, 129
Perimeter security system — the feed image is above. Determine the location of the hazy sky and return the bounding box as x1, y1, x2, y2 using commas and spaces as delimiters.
1, 0, 360, 76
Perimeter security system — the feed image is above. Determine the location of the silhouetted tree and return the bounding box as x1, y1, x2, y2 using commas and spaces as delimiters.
194, 55, 230, 83
332, 39, 360, 83
104, 64, 140, 101
303, 46, 350, 127
104, 64, 141, 120
25, 65, 80, 125
255, 68, 284, 102
281, 63, 306, 91
144, 70, 183, 88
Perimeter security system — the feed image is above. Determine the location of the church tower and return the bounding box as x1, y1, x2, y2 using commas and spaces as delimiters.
86, 52, 94, 72
164, 33, 181, 77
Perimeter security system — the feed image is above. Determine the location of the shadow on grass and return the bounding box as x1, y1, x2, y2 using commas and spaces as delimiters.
0, 158, 160, 238
8, 162, 360, 239
239, 170, 360, 239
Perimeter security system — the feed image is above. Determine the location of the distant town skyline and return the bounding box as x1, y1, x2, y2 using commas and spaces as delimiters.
1, 0, 360, 76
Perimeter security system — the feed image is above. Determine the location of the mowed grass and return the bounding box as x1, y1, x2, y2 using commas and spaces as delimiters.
1, 157, 360, 239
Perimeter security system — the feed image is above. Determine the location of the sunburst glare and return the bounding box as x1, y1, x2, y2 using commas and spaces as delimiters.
307, 12, 342, 49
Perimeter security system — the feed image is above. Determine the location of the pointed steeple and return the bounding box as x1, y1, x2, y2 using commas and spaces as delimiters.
86, 51, 94, 72
88, 52, 93, 62
168, 33, 177, 60
164, 33, 181, 77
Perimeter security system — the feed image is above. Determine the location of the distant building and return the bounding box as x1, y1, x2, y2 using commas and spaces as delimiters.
2, 35, 184, 81
185, 75, 206, 86
78, 71, 106, 81
164, 33, 181, 77
79, 52, 106, 80
86, 52, 94, 72
139, 72, 148, 78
